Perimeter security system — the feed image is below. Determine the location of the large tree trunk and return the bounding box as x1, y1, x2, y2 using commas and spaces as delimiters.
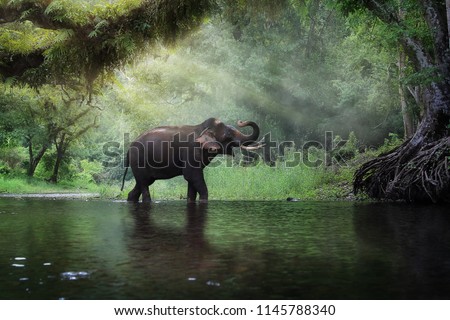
354, 1, 450, 203
398, 48, 415, 139
447, 0, 450, 48
354, 85, 449, 203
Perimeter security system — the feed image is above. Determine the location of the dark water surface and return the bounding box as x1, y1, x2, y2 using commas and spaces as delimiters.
0, 198, 449, 299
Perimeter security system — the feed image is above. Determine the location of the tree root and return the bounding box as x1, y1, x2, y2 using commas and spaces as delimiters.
354, 136, 450, 203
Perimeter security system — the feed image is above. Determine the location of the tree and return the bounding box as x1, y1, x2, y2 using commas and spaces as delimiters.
45, 93, 99, 183
0, 85, 51, 176
0, 0, 212, 91
0, 84, 99, 179
398, 46, 415, 139
24, 100, 53, 177
0, 0, 212, 181
347, 0, 450, 202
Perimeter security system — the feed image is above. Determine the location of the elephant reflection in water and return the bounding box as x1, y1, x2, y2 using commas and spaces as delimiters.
127, 203, 218, 282
122, 118, 261, 203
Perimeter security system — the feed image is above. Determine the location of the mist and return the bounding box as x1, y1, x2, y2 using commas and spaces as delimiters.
104, 7, 402, 152
0, 0, 411, 195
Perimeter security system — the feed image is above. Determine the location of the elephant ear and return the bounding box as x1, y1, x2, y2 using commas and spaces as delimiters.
196, 130, 221, 153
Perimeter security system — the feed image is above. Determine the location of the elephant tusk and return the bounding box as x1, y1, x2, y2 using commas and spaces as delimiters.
240, 143, 265, 150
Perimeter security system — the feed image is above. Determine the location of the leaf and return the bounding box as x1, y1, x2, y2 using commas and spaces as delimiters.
54, 29, 74, 43
44, 1, 63, 16
89, 20, 109, 38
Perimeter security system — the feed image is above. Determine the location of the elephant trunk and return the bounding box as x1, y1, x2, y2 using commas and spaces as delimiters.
235, 120, 260, 144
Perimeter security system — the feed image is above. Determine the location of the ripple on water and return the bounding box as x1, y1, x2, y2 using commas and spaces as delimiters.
14, 257, 27, 261
11, 257, 27, 268
206, 280, 221, 287
60, 271, 91, 281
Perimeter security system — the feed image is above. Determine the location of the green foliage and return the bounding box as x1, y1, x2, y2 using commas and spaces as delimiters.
0, 0, 426, 200
376, 133, 403, 155
322, 22, 404, 144
0, 21, 55, 54
334, 131, 359, 160
1, 0, 212, 90
0, 146, 26, 170
0, 82, 100, 181
44, 0, 90, 25
0, 174, 112, 195
75, 159, 103, 183
120, 156, 359, 201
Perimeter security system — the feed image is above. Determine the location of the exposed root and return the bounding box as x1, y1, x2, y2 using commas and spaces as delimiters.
354, 136, 450, 203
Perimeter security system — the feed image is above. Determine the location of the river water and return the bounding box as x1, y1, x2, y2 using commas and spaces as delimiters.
0, 198, 449, 299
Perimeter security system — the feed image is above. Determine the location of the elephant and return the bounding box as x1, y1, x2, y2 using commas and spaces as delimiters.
121, 118, 261, 202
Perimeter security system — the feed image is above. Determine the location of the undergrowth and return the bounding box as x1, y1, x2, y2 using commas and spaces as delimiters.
0, 132, 403, 201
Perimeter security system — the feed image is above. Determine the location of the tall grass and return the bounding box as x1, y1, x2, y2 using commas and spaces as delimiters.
1, 160, 357, 201
150, 161, 356, 201
0, 131, 401, 201
0, 175, 117, 197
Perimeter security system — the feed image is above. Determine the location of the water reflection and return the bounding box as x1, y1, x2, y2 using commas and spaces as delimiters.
128, 202, 209, 252
353, 204, 450, 299
124, 202, 224, 298
60, 271, 91, 281
1, 198, 450, 299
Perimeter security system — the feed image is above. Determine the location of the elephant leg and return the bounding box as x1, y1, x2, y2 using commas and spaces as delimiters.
187, 182, 197, 203
196, 178, 208, 202
141, 179, 155, 203
184, 169, 208, 202
141, 186, 151, 203
127, 184, 141, 202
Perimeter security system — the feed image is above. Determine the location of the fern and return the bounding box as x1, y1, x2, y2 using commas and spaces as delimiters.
44, 0, 90, 25
1, 0, 212, 90
54, 29, 75, 43
0, 22, 54, 54
88, 20, 109, 38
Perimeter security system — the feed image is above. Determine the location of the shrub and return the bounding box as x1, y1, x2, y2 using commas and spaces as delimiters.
75, 160, 104, 184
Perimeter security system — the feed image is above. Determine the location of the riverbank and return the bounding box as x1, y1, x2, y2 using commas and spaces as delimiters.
0, 193, 100, 199
0, 176, 112, 197
0, 163, 360, 201
1, 134, 402, 202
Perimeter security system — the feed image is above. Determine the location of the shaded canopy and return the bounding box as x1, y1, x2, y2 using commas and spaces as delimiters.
0, 0, 212, 88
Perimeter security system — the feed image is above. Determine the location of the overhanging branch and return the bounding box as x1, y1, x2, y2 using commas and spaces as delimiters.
0, 1, 76, 30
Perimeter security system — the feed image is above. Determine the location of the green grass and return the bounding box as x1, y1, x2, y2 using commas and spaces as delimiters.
1, 161, 359, 201
120, 161, 358, 201
0, 175, 119, 198
205, 163, 356, 201
0, 132, 401, 201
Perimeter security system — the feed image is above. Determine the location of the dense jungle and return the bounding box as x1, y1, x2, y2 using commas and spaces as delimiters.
0, 0, 449, 202
1, 0, 450, 303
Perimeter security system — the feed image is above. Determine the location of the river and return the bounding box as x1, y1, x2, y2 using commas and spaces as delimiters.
0, 198, 449, 299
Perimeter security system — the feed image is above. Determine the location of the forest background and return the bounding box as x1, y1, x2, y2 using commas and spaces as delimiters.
0, 0, 447, 201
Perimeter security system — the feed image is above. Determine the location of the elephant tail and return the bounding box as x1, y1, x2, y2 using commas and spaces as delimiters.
121, 151, 129, 192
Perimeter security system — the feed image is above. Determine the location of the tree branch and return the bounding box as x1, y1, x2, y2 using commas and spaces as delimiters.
0, 1, 76, 30
0, 0, 213, 84
0, 51, 45, 78
404, 36, 433, 69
